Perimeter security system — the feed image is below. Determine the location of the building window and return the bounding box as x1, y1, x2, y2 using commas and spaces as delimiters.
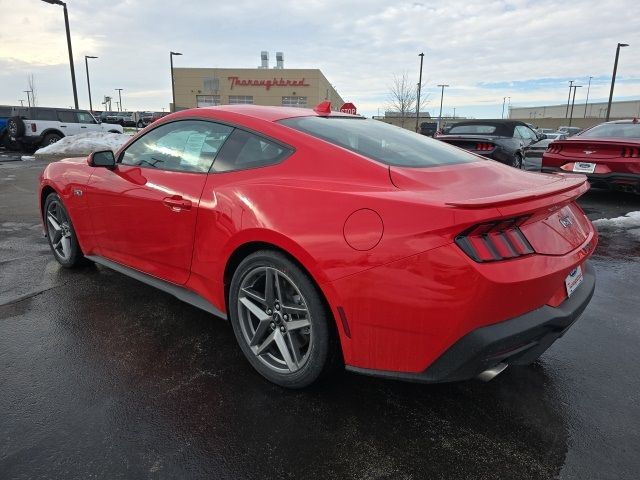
203, 77, 219, 92
196, 95, 220, 107
228, 95, 254, 105
282, 96, 307, 108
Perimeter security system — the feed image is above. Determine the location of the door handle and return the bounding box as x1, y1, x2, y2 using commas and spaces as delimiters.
81, 126, 87, 128
162, 195, 192, 211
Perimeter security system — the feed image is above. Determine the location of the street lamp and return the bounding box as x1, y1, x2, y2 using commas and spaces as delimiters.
415, 52, 424, 133
605, 43, 629, 121
437, 84, 449, 129
501, 97, 507, 119
584, 76, 593, 118
115, 88, 124, 111
41, 0, 79, 109
565, 80, 574, 118
569, 85, 582, 126
24, 90, 32, 108
85, 55, 97, 112
170, 51, 183, 112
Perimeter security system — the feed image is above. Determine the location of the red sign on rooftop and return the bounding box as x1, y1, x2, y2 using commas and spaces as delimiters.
340, 103, 357, 115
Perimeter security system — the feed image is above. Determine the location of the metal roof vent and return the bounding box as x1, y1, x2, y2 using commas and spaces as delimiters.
259, 51, 269, 69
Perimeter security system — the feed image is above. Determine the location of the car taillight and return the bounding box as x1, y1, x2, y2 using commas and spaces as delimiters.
475, 142, 494, 151
31, 123, 37, 132
621, 147, 639, 158
455, 216, 535, 262
547, 144, 562, 154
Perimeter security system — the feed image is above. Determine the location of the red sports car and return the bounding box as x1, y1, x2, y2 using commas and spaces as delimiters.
39, 103, 597, 388
542, 119, 640, 193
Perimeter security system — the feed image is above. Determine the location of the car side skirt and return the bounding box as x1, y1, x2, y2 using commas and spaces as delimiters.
85, 255, 227, 320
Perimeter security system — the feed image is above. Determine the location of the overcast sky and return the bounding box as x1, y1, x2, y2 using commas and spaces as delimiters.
1, 0, 639, 118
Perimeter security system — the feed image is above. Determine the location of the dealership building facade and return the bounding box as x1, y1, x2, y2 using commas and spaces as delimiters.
172, 67, 344, 112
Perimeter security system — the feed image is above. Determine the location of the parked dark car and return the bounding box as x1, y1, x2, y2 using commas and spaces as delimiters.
436, 120, 546, 168
419, 122, 438, 137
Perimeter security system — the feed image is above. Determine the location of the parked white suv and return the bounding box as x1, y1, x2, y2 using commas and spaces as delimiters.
5, 107, 123, 149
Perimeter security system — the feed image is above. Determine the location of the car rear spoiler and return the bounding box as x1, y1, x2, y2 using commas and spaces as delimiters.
445, 173, 589, 208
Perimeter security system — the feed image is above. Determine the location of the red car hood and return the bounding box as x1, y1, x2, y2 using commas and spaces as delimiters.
389, 160, 588, 208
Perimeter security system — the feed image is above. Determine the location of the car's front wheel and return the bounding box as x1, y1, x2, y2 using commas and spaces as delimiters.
229, 250, 338, 388
44, 193, 83, 268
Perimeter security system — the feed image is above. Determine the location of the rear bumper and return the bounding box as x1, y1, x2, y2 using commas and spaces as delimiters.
347, 261, 595, 383
542, 166, 640, 192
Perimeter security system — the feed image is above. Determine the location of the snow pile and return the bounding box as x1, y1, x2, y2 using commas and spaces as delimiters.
35, 132, 131, 157
592, 211, 640, 231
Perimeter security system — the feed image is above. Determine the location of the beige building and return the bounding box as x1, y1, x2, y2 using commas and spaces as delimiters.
172, 67, 344, 112
509, 99, 640, 130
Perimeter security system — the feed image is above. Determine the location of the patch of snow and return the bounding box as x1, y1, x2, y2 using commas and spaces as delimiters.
592, 211, 640, 231
35, 132, 131, 157
21, 155, 36, 161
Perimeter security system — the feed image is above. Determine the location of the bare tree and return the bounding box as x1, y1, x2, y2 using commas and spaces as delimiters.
27, 74, 38, 107
387, 73, 430, 128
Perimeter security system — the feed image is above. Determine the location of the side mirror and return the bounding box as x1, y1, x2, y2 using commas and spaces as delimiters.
89, 150, 116, 168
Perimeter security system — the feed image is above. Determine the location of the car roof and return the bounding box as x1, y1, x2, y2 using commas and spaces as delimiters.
447, 119, 530, 136
601, 118, 640, 124
192, 104, 356, 122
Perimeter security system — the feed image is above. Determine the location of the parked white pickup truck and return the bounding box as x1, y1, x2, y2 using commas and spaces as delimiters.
5, 107, 123, 149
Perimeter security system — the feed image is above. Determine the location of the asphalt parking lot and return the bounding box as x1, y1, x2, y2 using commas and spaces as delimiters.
1, 153, 639, 480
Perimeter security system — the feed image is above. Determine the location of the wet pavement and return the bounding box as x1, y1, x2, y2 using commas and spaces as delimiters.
1, 159, 639, 480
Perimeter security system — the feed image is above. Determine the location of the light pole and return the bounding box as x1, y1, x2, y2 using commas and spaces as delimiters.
565, 80, 574, 118
85, 55, 97, 112
501, 97, 507, 119
115, 88, 124, 111
453, 107, 456, 119
41, 0, 78, 109
19, 99, 25, 107
437, 84, 449, 129
569, 85, 582, 126
170, 51, 183, 112
24, 90, 32, 108
415, 52, 424, 132
606, 43, 629, 121
583, 76, 593, 118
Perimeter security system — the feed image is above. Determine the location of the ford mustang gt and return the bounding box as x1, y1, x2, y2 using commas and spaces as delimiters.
542, 119, 640, 193
39, 103, 597, 388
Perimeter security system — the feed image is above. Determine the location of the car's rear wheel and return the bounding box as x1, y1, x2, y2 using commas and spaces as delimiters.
229, 250, 337, 388
42, 133, 62, 146
511, 153, 523, 169
44, 193, 83, 268
136, 120, 144, 128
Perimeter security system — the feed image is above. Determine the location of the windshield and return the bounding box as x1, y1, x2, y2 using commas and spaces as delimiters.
580, 123, 640, 138
279, 117, 479, 167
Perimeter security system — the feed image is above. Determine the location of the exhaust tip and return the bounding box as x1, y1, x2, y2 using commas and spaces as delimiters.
476, 363, 509, 382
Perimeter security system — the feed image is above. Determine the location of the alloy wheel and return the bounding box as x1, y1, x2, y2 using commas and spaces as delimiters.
46, 200, 73, 260
237, 266, 313, 374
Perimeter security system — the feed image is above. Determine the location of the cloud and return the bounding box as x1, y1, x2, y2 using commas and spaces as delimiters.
0, 0, 638, 117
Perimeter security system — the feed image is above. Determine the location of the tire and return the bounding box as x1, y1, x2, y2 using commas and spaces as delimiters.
43, 193, 84, 268
511, 153, 523, 169
229, 250, 338, 388
136, 121, 144, 128
6, 116, 25, 138
42, 133, 62, 146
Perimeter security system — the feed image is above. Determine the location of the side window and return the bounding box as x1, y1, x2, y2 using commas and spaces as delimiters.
77, 112, 96, 124
212, 129, 292, 173
120, 120, 233, 173
34, 109, 57, 121
57, 111, 76, 123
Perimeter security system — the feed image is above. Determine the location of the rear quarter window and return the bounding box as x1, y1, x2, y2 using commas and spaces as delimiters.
280, 116, 478, 167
